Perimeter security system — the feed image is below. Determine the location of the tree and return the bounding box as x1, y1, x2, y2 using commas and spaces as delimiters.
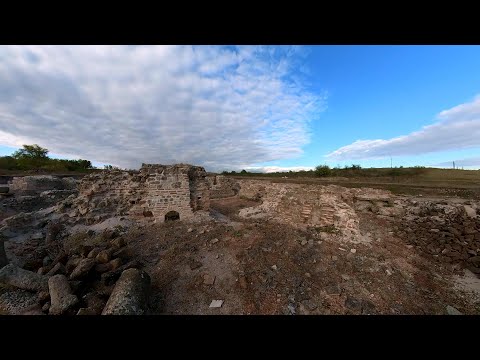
315, 165, 331, 177
12, 144, 49, 159
240, 169, 247, 174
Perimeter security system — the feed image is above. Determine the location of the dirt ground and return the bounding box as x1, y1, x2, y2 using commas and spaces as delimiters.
123, 197, 480, 315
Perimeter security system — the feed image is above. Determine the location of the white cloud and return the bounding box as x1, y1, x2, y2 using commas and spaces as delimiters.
326, 95, 480, 161
0, 45, 325, 171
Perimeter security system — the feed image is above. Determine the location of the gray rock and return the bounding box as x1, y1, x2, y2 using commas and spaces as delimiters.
87, 248, 102, 259
446, 305, 463, 315
77, 307, 97, 315
95, 250, 111, 264
48, 274, 79, 315
0, 264, 48, 291
46, 262, 66, 277
43, 256, 52, 267
65, 256, 82, 273
326, 284, 342, 295
42, 301, 50, 312
464, 205, 477, 219
102, 268, 150, 315
69, 258, 95, 280
302, 299, 318, 311
345, 296, 363, 312
287, 304, 296, 315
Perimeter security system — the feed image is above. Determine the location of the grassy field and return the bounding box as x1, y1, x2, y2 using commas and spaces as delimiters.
230, 168, 480, 199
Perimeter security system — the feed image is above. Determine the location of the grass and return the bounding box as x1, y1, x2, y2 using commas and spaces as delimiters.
227, 167, 480, 199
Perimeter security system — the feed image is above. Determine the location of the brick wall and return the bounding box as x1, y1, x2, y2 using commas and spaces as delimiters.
73, 164, 209, 223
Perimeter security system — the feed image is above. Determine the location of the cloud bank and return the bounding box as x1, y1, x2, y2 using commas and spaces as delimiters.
327, 95, 480, 161
0, 45, 325, 171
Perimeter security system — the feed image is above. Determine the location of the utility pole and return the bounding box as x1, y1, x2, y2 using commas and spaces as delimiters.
390, 156, 393, 169
453, 161, 455, 169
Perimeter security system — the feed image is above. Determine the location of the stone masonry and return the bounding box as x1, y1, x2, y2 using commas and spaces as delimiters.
72, 164, 210, 223
206, 175, 241, 199
9, 176, 77, 195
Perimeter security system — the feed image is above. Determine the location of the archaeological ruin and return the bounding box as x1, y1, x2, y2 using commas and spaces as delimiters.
74, 163, 210, 223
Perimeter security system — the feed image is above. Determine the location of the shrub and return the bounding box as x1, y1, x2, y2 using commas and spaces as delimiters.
314, 165, 331, 177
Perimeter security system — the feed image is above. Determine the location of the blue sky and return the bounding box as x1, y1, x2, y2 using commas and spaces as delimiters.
0, 45, 479, 172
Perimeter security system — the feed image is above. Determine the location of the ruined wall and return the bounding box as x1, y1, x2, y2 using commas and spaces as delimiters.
206, 175, 240, 199
72, 164, 209, 223
9, 176, 77, 195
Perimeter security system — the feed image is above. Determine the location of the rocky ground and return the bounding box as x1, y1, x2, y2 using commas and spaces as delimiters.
1, 179, 479, 315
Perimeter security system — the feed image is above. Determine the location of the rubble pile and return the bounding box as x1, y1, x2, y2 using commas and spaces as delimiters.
0, 228, 150, 315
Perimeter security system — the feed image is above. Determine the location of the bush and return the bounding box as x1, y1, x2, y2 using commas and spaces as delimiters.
315, 165, 331, 177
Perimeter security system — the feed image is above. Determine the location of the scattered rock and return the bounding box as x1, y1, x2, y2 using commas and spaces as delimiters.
331, 255, 338, 261
37, 290, 50, 303
42, 302, 50, 312
305, 272, 311, 278
109, 258, 122, 270
65, 256, 82, 273
0, 264, 48, 291
69, 258, 95, 280
287, 304, 296, 315
301, 240, 308, 246
271, 264, 278, 271
386, 269, 393, 276
341, 274, 351, 281
446, 305, 463, 315
48, 274, 79, 315
302, 299, 318, 311
187, 228, 193, 233
110, 237, 126, 249
345, 296, 363, 312
46, 262, 66, 277
112, 246, 134, 260
350, 249, 357, 254
326, 284, 342, 295
464, 206, 477, 219
203, 274, 216, 285
87, 248, 102, 259
102, 268, 151, 315
43, 256, 52, 267
209, 300, 224, 308
77, 308, 98, 315
95, 250, 111, 264
211, 238, 219, 244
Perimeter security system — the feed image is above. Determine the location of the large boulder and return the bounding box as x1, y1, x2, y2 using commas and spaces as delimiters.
0, 264, 48, 291
48, 274, 79, 315
102, 268, 150, 315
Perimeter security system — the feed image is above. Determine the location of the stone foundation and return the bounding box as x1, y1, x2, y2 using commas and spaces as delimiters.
9, 176, 77, 195
206, 175, 240, 199
73, 164, 210, 223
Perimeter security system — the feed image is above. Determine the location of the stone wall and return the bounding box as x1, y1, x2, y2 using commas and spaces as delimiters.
9, 176, 77, 195
206, 175, 241, 199
72, 164, 209, 223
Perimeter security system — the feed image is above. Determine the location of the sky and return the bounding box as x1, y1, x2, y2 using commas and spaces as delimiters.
0, 45, 480, 172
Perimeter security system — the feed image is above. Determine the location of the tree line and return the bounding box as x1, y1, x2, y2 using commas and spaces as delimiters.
0, 144, 93, 172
